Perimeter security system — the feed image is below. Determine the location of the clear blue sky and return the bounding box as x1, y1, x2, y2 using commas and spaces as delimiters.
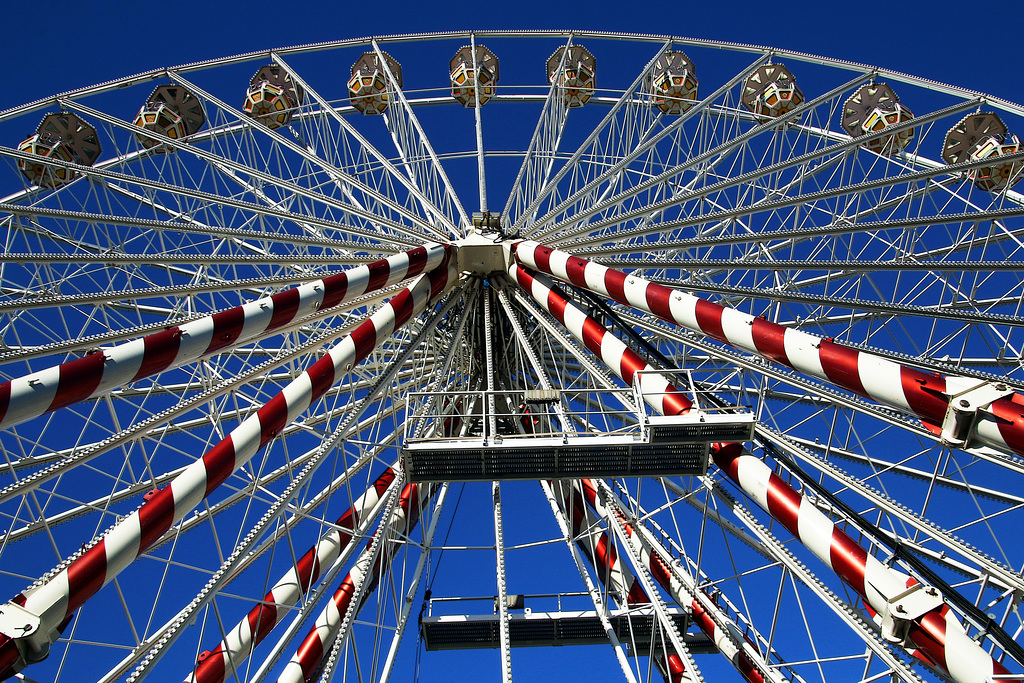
6, 0, 1021, 108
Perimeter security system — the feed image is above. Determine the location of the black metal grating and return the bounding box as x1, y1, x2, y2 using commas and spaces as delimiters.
422, 612, 716, 652
405, 442, 708, 482
647, 422, 753, 443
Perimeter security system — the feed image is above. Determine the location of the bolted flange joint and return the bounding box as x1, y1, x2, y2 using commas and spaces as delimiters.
878, 582, 944, 644
0, 600, 51, 667
940, 380, 1015, 448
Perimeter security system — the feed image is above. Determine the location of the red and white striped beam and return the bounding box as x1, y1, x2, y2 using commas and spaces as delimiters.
509, 264, 692, 417
186, 468, 398, 683
690, 599, 767, 683
511, 265, 695, 680
552, 479, 690, 683
513, 241, 1024, 459
713, 443, 1015, 683
576, 478, 778, 683
513, 246, 1010, 681
0, 256, 458, 679
276, 482, 429, 683
514, 261, 779, 681
0, 244, 449, 430
555, 479, 649, 607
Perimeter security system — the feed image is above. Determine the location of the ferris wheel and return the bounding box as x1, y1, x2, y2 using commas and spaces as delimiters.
0, 29, 1022, 683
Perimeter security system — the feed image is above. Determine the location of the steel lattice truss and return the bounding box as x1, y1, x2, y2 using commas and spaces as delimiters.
0, 30, 1021, 683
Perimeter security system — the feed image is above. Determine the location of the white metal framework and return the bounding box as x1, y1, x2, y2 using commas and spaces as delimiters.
0, 30, 1021, 683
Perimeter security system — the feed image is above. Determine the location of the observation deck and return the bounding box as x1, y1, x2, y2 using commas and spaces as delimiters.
402, 373, 754, 482
420, 595, 716, 653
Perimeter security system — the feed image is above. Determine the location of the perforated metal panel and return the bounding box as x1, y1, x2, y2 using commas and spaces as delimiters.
421, 610, 716, 652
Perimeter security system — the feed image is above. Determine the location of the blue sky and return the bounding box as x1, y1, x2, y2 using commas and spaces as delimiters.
6, 0, 1021, 108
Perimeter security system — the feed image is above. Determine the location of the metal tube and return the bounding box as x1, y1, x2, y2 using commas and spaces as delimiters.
185, 469, 398, 683
713, 443, 1014, 683
514, 241, 1024, 461
274, 482, 431, 683
0, 245, 449, 431
507, 263, 691, 417
0, 255, 458, 679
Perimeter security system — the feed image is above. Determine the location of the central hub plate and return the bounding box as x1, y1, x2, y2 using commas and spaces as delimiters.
454, 231, 511, 275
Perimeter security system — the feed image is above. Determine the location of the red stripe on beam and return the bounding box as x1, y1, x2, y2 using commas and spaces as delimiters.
991, 395, 1024, 456
513, 265, 530, 290
206, 307, 246, 355
818, 340, 867, 397
579, 317, 606, 357
0, 382, 10, 424
605, 268, 627, 303
191, 647, 226, 683
564, 253, 588, 287
534, 245, 553, 274
593, 534, 617, 582
665, 654, 686, 682
566, 488, 586, 535
765, 472, 802, 538
258, 393, 289, 447
429, 268, 450, 299
349, 320, 379, 367
829, 528, 868, 597
626, 579, 649, 606
318, 271, 351, 312
203, 440, 238, 498
694, 299, 726, 342
137, 487, 176, 552
268, 288, 302, 330
899, 367, 947, 428
691, 600, 716, 637
306, 356, 336, 405
301, 574, 359, 675
645, 282, 672, 320
649, 553, 674, 594
618, 348, 646, 386
248, 598, 279, 645
546, 286, 568, 322
65, 541, 108, 615
751, 318, 789, 367
662, 390, 692, 417
49, 353, 105, 412
711, 443, 745, 480
298, 551, 321, 593
738, 654, 762, 683
134, 327, 182, 381
405, 246, 428, 276
364, 259, 392, 294
390, 289, 417, 330
579, 480, 599, 508
295, 626, 327, 680
907, 610, 948, 673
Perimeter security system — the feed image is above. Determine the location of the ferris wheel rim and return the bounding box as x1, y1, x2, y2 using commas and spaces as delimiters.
3, 29, 1024, 126
0, 29, 1020, 683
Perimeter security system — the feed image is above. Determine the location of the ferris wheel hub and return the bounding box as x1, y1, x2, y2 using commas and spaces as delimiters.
454, 229, 512, 275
